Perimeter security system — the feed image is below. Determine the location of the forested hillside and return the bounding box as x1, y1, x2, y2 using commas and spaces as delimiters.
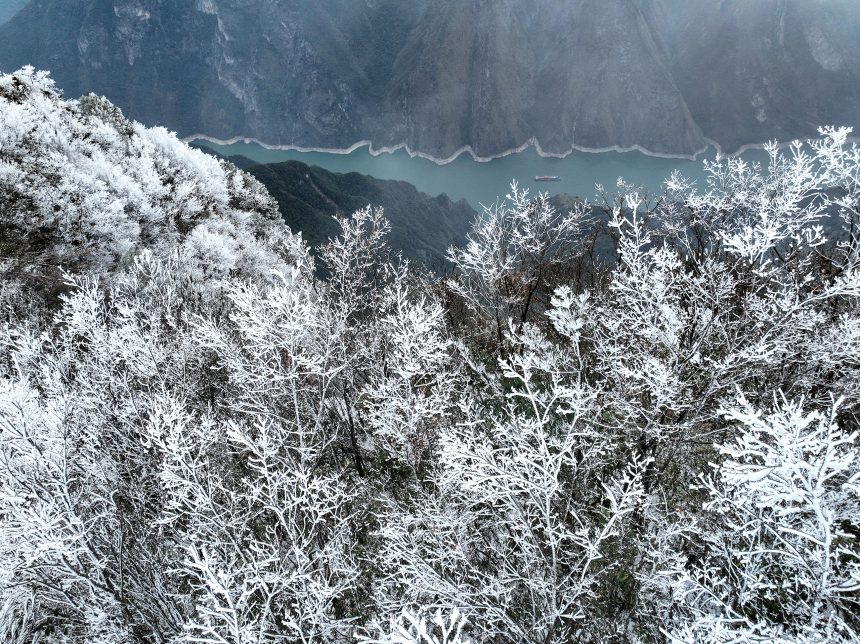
242, 160, 475, 269
1, 67, 860, 643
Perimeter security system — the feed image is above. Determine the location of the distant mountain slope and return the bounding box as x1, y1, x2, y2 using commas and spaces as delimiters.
1, 1, 858, 158
0, 0, 27, 25
378, 0, 704, 157
649, 0, 860, 153
244, 160, 476, 271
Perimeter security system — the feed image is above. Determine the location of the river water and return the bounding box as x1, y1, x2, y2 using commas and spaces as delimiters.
194, 139, 769, 209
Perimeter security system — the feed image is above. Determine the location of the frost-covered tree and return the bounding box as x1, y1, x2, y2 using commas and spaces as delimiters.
439, 129, 860, 641
0, 262, 192, 642
652, 395, 860, 643
358, 609, 473, 644
317, 207, 459, 482
374, 370, 649, 641
446, 182, 590, 344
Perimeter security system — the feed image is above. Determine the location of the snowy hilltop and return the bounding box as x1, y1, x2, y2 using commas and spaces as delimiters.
0, 66, 307, 302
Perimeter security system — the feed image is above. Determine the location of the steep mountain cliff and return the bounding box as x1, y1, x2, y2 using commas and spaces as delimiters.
191, 147, 476, 269
378, 0, 704, 157
649, 0, 860, 153
1, 0, 858, 158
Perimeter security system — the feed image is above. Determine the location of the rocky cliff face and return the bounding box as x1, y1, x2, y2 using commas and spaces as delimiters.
649, 0, 860, 153
1, 0, 857, 159
378, 0, 705, 157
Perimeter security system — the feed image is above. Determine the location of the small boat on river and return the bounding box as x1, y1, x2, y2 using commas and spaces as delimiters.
534, 175, 561, 182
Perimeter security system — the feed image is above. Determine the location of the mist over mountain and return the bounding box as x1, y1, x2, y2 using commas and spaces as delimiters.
653, 0, 860, 153
1, 0, 857, 159
0, 0, 27, 25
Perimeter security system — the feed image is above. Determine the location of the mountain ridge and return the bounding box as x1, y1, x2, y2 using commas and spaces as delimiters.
241, 159, 476, 271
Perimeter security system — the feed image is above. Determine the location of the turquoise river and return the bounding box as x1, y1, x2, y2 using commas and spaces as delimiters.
194, 140, 769, 210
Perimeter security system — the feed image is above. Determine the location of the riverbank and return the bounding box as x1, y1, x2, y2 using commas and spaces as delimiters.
193, 137, 769, 209
185, 134, 714, 166
185, 130, 858, 168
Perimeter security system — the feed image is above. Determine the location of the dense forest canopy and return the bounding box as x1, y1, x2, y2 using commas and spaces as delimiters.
0, 67, 859, 643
